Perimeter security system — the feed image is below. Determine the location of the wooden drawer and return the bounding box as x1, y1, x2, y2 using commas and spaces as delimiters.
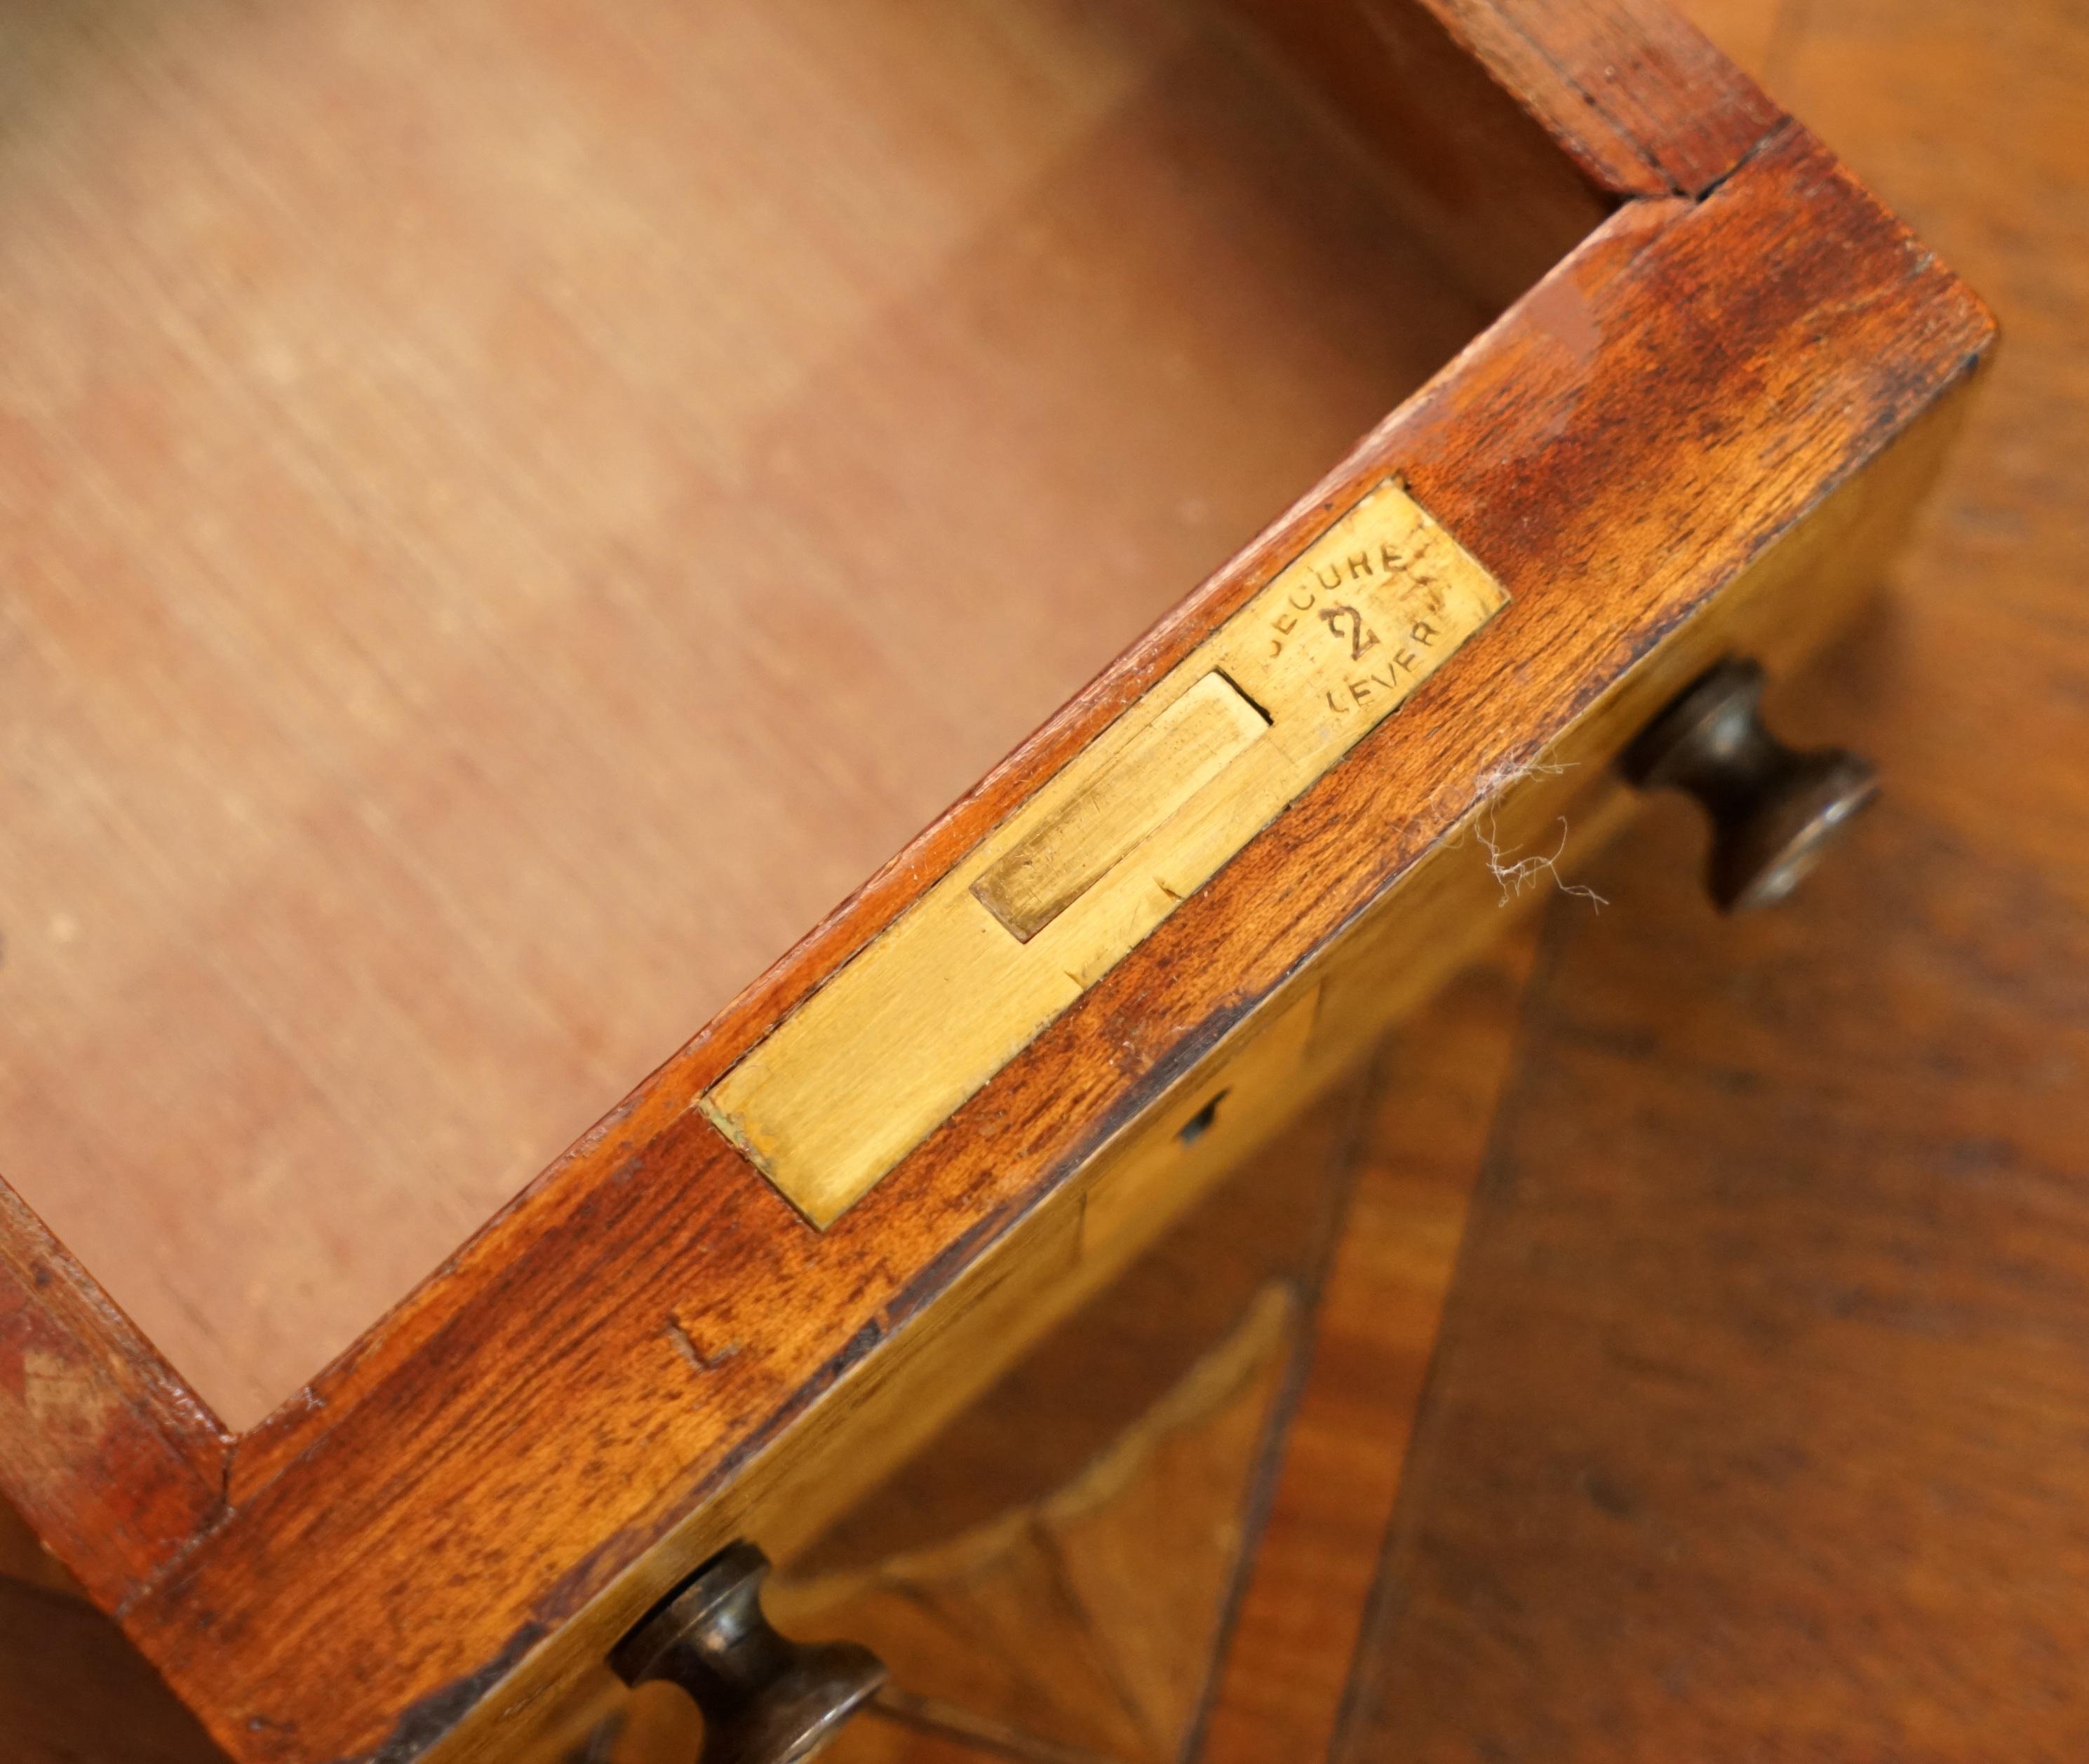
0, 1, 1991, 1760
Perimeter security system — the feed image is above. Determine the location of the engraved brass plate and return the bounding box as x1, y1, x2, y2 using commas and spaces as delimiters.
704, 480, 1508, 1225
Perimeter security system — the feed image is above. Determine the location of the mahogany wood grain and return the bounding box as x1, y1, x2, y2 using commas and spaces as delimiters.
81, 128, 1988, 1764
774, 1192, 1323, 1763
0, 6, 1997, 1762
1195, 931, 1538, 1764
0, 0, 1493, 1429
1422, 0, 1780, 192
1214, 0, 1618, 310
523, 11, 2054, 1746
1226, 0, 1779, 219
0, 1178, 227, 1612
757, 934, 1538, 1764
523, 1057, 1370, 1764
549, 1016, 1376, 1764
1211, 0, 1780, 311
1344, 0, 2089, 1756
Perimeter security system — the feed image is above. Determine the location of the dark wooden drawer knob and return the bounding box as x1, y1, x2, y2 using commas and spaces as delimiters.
610, 1542, 886, 1764
1621, 657, 1879, 911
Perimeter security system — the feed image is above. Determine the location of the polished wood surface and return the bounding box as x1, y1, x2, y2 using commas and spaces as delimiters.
0, 0, 1491, 1429
777, 1144, 1335, 1764
552, 939, 1524, 1764
1197, 929, 1540, 1764
604, 0, 2076, 1721
0, 6, 1999, 1762
1350, 0, 2089, 1756
0, 1178, 226, 1611
565, 3, 2076, 1757
121, 128, 1989, 1764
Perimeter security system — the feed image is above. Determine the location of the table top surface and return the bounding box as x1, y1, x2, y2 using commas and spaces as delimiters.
1352, 0, 2089, 1753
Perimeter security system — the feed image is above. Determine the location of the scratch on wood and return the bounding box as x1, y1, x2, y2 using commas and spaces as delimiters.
665, 1317, 741, 1376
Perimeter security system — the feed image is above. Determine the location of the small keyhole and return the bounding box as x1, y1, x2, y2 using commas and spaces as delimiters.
1178, 1089, 1230, 1145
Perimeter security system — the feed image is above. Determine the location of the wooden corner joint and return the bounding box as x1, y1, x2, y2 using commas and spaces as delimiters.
0, 1175, 231, 1611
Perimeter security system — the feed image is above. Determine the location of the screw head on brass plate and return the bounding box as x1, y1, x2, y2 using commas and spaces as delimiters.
1622, 657, 1879, 912
610, 1542, 887, 1764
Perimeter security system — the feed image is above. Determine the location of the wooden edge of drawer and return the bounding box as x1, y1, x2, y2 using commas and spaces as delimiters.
410, 346, 1990, 1764
0, 0, 1801, 1638
701, 480, 1510, 1229
85, 128, 1997, 1764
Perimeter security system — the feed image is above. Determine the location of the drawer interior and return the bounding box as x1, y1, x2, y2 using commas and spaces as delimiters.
0, 0, 1601, 1428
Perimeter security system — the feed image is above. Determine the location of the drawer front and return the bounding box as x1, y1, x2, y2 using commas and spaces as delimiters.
0, 13, 1991, 1764
208, 157, 1977, 1764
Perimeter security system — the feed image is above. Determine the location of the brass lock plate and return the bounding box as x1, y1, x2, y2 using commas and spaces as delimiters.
701, 479, 1508, 1225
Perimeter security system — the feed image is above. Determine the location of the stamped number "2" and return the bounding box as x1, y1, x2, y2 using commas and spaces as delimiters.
1318, 604, 1378, 662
